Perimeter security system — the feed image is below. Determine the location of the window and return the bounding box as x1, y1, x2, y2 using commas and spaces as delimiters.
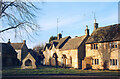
92, 59, 99, 65
97, 59, 99, 64
110, 42, 118, 48
110, 59, 117, 66
96, 44, 98, 49
95, 59, 97, 64
91, 44, 98, 50
94, 44, 96, 49
91, 44, 93, 49
112, 42, 114, 48
115, 42, 117, 48
92, 59, 94, 65
109, 43, 111, 48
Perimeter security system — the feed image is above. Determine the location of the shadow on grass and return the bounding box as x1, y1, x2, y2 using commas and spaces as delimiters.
2, 66, 120, 77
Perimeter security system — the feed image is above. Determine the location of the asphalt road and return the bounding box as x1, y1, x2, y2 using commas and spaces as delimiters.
1, 75, 120, 79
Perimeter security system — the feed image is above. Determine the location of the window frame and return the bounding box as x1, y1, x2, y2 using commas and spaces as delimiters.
92, 59, 99, 65
110, 59, 118, 66
110, 41, 118, 49
91, 43, 98, 50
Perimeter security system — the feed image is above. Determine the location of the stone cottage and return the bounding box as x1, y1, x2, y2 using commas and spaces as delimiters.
0, 43, 18, 67
43, 26, 89, 68
9, 39, 28, 65
83, 21, 120, 70
8, 40, 43, 69
59, 26, 89, 68
43, 33, 71, 66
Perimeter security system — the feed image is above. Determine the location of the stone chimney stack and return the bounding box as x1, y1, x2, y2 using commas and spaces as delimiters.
8, 39, 11, 44
23, 40, 26, 44
57, 33, 62, 40
85, 25, 89, 36
94, 19, 98, 31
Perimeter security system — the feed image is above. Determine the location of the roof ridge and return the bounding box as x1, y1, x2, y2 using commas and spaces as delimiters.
86, 24, 120, 43
60, 35, 87, 50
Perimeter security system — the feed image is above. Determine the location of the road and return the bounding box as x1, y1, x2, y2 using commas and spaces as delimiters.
1, 75, 120, 79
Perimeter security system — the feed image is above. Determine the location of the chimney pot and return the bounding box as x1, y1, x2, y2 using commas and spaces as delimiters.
85, 25, 89, 36
23, 40, 26, 44
94, 19, 98, 30
57, 33, 62, 40
8, 39, 11, 44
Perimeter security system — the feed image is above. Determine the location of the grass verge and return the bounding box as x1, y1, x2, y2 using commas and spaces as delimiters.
2, 66, 120, 76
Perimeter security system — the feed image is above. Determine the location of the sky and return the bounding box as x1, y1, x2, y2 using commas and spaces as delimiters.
0, 1, 119, 48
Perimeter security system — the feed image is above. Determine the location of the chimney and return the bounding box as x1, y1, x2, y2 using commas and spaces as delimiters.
23, 40, 26, 44
7, 39, 11, 44
85, 25, 89, 36
57, 33, 62, 40
94, 19, 98, 30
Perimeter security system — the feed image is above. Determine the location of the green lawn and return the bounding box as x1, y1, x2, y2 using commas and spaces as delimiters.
2, 66, 120, 76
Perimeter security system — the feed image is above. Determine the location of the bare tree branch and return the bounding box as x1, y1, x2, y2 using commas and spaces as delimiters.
0, 22, 28, 33
0, 0, 41, 40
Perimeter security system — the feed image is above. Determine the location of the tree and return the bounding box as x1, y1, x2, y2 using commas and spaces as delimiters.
97, 42, 114, 70
33, 43, 45, 54
33, 44, 45, 65
0, 0, 41, 40
49, 36, 57, 42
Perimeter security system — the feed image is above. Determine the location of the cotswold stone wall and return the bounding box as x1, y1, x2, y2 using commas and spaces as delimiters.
43, 48, 79, 68
16, 50, 21, 61
58, 49, 78, 68
85, 41, 120, 70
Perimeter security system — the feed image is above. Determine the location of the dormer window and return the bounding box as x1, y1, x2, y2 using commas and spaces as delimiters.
91, 43, 98, 50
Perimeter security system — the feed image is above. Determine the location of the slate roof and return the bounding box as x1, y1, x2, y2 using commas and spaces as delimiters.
56, 36, 71, 49
44, 43, 51, 50
11, 43, 24, 50
21, 49, 41, 65
49, 41, 59, 49
0, 43, 16, 55
60, 35, 87, 50
44, 36, 71, 50
86, 24, 120, 43
28, 49, 39, 60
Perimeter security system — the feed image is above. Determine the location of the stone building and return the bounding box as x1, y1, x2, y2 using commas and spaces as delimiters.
83, 21, 120, 70
43, 34, 71, 66
9, 40, 28, 65
0, 43, 18, 67
59, 26, 89, 68
43, 26, 89, 68
8, 40, 43, 69
21, 49, 42, 69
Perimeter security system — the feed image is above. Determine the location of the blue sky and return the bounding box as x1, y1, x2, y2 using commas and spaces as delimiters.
1, 2, 118, 48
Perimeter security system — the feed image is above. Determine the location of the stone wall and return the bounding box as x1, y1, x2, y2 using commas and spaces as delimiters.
43, 48, 79, 68
21, 53, 36, 69
85, 41, 120, 70
15, 50, 21, 61
58, 49, 78, 68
